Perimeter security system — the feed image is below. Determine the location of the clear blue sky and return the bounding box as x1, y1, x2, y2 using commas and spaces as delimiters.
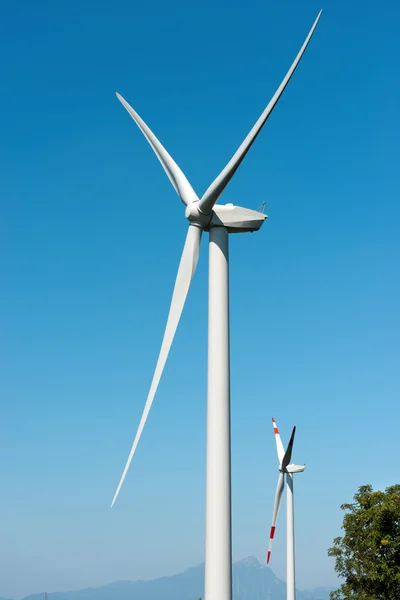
1, 0, 399, 597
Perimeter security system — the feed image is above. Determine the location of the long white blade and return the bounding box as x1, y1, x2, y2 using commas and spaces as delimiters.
111, 224, 202, 506
198, 10, 322, 215
272, 417, 285, 463
267, 472, 284, 564
282, 426, 296, 471
116, 93, 199, 206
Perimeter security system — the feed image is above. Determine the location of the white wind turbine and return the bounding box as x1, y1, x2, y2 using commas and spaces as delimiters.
112, 12, 321, 600
267, 418, 306, 600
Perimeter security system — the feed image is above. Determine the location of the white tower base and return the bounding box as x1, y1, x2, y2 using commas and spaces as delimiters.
286, 473, 295, 600
205, 226, 232, 600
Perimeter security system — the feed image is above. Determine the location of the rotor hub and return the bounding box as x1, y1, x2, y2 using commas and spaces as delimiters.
185, 201, 213, 229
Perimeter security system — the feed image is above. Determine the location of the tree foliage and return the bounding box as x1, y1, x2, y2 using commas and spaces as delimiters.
328, 484, 400, 599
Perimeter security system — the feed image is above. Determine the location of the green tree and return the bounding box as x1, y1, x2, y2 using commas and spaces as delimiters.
328, 484, 400, 599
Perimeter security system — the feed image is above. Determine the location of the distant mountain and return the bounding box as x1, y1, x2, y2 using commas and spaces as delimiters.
19, 557, 336, 600
300, 588, 335, 600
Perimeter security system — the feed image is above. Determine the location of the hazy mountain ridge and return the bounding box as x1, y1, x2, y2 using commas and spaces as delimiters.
18, 557, 335, 600
300, 589, 334, 600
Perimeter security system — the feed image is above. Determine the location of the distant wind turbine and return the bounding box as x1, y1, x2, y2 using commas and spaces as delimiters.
111, 13, 321, 600
267, 418, 306, 600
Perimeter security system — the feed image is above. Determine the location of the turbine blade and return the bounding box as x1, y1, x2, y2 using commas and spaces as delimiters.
111, 224, 202, 506
198, 10, 322, 215
282, 426, 296, 471
116, 93, 199, 206
267, 472, 285, 564
272, 418, 285, 464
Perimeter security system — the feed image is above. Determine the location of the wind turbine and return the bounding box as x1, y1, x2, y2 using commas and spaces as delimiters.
111, 12, 321, 600
267, 418, 306, 600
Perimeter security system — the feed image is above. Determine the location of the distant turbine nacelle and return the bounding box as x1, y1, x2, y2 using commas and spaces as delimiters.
281, 463, 306, 474
185, 201, 268, 233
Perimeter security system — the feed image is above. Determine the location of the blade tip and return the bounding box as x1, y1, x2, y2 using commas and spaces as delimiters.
110, 489, 120, 508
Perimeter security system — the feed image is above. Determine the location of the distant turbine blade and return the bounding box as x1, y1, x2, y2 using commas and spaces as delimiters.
272, 418, 285, 464
116, 93, 199, 206
111, 224, 202, 506
282, 426, 296, 471
198, 10, 322, 215
267, 472, 285, 564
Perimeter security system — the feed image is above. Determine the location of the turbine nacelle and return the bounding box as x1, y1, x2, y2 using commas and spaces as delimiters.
185, 201, 268, 233
212, 204, 267, 233
279, 463, 306, 474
